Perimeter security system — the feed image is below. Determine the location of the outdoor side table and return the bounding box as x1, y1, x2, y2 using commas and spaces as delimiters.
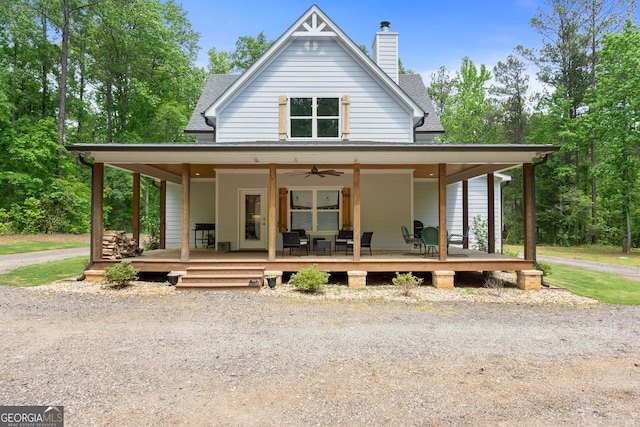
316, 239, 331, 256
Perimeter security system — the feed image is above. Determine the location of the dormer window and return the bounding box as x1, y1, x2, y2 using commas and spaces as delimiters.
290, 97, 339, 138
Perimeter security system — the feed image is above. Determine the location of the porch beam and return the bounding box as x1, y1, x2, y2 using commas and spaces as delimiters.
446, 163, 517, 184
487, 173, 495, 253
438, 163, 447, 260
268, 164, 277, 261
160, 180, 166, 249
523, 163, 534, 260
462, 180, 469, 249
111, 163, 181, 184
132, 173, 140, 247
181, 164, 190, 262
353, 164, 361, 261
91, 163, 104, 264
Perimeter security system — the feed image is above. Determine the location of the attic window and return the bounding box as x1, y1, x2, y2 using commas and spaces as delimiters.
290, 97, 339, 139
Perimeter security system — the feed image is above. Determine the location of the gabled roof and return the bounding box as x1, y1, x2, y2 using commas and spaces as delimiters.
186, 74, 443, 134
198, 4, 426, 129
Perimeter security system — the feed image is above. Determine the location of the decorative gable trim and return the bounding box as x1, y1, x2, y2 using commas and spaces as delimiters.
292, 11, 335, 37
203, 5, 425, 127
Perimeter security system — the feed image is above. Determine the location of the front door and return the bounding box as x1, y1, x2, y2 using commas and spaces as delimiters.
239, 189, 267, 250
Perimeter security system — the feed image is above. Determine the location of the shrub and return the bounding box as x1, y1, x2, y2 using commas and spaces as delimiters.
536, 261, 552, 276
103, 260, 139, 288
288, 264, 329, 293
471, 215, 488, 251
392, 272, 423, 296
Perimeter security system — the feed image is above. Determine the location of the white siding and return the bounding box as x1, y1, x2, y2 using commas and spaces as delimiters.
217, 38, 413, 142
165, 181, 215, 249
216, 172, 269, 251
413, 176, 503, 252
360, 172, 413, 250
372, 32, 399, 83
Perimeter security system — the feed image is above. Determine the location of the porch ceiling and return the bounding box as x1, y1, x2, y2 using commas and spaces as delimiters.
68, 142, 558, 183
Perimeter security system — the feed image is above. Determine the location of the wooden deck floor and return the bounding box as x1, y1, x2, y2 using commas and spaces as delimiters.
92, 247, 534, 274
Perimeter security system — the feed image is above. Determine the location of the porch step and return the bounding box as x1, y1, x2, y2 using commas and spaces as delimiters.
176, 266, 265, 291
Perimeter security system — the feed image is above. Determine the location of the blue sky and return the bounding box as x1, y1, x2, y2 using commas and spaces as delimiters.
179, 1, 543, 75
175, 1, 633, 90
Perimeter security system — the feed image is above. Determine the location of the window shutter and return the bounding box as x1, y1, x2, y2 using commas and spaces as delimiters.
341, 187, 351, 230
278, 188, 288, 233
279, 96, 287, 140
341, 95, 350, 140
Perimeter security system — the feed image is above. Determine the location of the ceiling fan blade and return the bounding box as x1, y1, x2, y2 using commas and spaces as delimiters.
319, 170, 343, 176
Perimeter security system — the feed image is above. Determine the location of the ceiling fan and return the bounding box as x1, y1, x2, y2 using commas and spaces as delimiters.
286, 165, 344, 178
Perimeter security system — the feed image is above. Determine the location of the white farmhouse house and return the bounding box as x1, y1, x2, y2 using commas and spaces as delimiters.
69, 5, 557, 290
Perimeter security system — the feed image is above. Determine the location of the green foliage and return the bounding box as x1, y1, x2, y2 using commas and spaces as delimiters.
471, 215, 488, 252
392, 272, 423, 296
103, 260, 139, 288
535, 261, 552, 276
440, 57, 496, 143
288, 264, 329, 293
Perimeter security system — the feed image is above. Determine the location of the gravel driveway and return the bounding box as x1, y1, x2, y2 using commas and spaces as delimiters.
1, 284, 639, 426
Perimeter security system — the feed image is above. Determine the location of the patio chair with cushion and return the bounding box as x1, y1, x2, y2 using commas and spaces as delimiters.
422, 226, 439, 256
291, 229, 310, 246
282, 231, 309, 256
346, 231, 374, 255
334, 229, 353, 253
401, 225, 424, 254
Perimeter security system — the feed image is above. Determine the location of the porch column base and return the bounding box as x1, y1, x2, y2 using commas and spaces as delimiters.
347, 270, 367, 288
433, 270, 455, 289
517, 269, 543, 291
264, 270, 283, 287
84, 270, 104, 283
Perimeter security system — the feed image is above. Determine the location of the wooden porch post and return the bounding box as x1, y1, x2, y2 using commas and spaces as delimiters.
181, 164, 190, 262
438, 163, 447, 260
353, 164, 361, 261
462, 180, 469, 249
487, 173, 495, 253
132, 173, 140, 247
159, 180, 166, 249
268, 164, 277, 261
523, 163, 534, 260
91, 163, 104, 263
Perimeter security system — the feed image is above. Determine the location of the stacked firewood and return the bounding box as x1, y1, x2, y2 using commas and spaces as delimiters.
102, 231, 144, 260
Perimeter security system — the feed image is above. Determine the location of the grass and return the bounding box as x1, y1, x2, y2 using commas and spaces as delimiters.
504, 244, 640, 267
0, 239, 87, 255
0, 256, 88, 287
544, 264, 640, 305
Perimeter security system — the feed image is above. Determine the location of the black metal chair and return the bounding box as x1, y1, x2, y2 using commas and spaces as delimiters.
334, 229, 353, 253
346, 231, 373, 255
282, 231, 309, 256
291, 228, 310, 246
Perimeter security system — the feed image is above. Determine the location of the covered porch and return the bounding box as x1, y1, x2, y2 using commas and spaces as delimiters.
70, 143, 558, 290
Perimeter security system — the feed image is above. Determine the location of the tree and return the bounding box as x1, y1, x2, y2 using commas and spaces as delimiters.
427, 66, 454, 117
439, 57, 495, 143
206, 32, 274, 74
586, 21, 640, 253
490, 55, 530, 144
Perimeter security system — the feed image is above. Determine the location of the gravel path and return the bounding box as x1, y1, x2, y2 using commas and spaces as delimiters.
537, 255, 640, 282
1, 283, 639, 426
0, 247, 89, 274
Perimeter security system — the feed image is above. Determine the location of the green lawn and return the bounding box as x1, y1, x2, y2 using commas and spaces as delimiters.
0, 239, 88, 255
0, 257, 88, 287
544, 264, 640, 305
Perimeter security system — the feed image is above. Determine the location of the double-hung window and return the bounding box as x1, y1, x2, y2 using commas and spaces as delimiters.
289, 189, 340, 232
290, 97, 340, 138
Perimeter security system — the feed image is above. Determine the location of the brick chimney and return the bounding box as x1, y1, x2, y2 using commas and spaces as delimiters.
372, 21, 399, 84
